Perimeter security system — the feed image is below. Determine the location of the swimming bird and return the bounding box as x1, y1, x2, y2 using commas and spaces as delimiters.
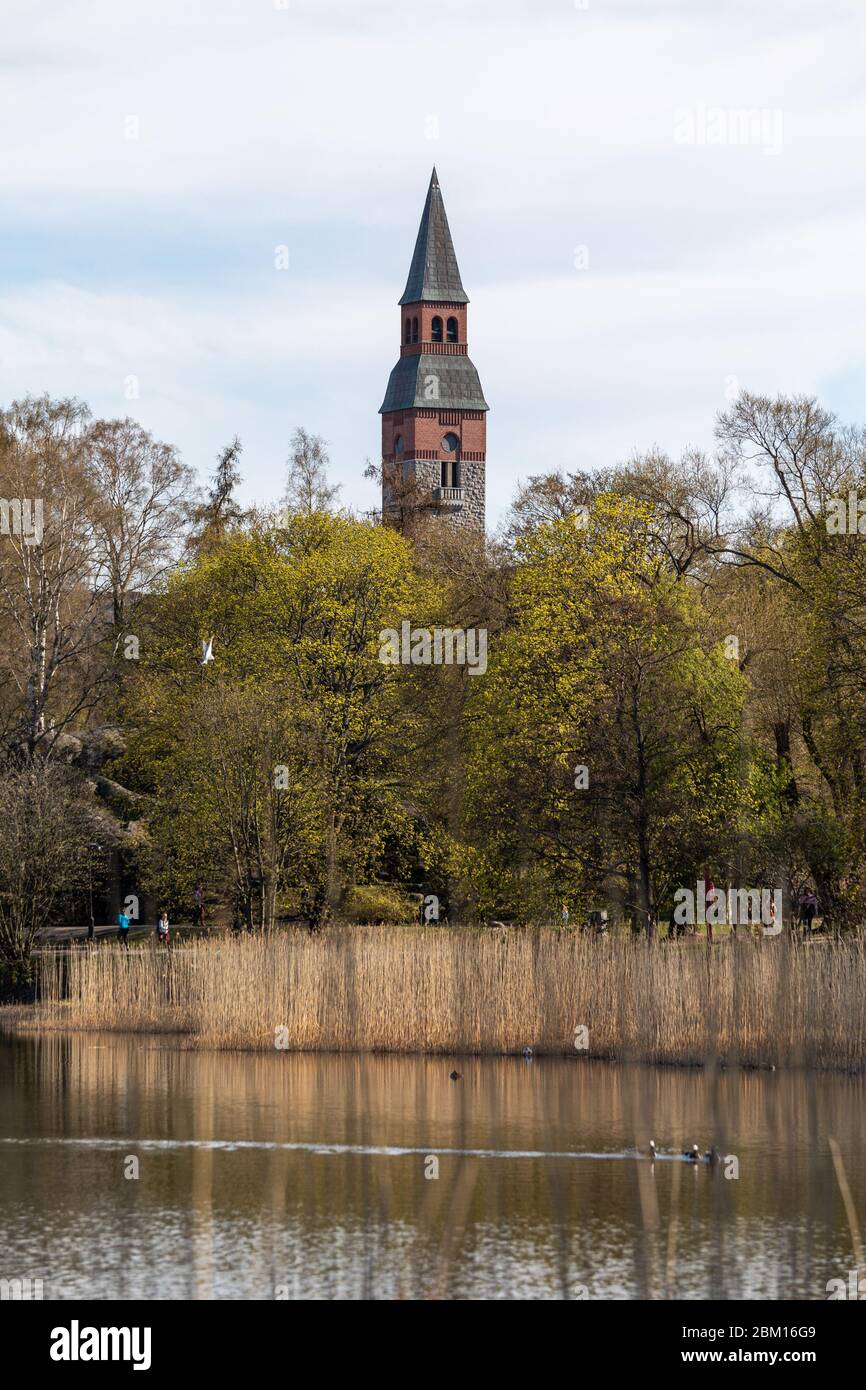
683, 1144, 701, 1162
449, 1070, 462, 1081
522, 1046, 533, 1060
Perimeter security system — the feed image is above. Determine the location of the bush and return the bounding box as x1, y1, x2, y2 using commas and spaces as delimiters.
0, 957, 38, 1004
342, 884, 418, 925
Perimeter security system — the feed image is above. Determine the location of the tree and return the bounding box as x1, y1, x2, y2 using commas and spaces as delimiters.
125, 514, 427, 927
0, 396, 109, 760
140, 684, 316, 931
88, 417, 195, 629
504, 467, 613, 543
504, 450, 736, 581
462, 497, 747, 934
188, 437, 247, 554
284, 428, 341, 515
716, 391, 866, 927
0, 759, 95, 989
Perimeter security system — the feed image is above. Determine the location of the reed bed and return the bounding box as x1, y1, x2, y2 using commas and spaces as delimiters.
28, 927, 866, 1070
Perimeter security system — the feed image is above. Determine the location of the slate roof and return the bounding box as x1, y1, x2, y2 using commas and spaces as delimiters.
379, 354, 489, 413
399, 168, 469, 306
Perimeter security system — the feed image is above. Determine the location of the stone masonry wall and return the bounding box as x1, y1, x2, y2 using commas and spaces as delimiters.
387, 456, 485, 532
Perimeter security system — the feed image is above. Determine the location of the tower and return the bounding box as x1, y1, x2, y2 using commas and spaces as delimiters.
380, 168, 488, 531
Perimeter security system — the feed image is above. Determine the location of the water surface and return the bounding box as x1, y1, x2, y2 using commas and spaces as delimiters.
0, 1034, 862, 1299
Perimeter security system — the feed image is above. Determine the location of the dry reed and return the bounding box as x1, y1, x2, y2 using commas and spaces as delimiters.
26, 927, 866, 1070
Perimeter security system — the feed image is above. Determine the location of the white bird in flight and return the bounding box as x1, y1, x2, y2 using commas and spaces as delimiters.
201, 637, 215, 666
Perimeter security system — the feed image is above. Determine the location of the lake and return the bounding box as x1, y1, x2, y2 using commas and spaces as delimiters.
0, 1033, 862, 1300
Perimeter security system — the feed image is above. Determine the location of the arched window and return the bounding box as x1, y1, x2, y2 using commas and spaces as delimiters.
394, 435, 404, 455
404, 319, 411, 344
411, 316, 419, 343
431, 315, 443, 342
446, 316, 458, 343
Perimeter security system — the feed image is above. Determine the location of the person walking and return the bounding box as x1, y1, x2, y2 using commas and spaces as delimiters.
705, 875, 716, 945
157, 911, 170, 946
117, 909, 131, 950
799, 888, 818, 935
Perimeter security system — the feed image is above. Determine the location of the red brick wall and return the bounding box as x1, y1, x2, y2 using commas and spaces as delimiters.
399, 303, 467, 354
381, 409, 486, 463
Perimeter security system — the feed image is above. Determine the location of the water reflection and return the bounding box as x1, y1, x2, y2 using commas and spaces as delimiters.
0, 1035, 862, 1300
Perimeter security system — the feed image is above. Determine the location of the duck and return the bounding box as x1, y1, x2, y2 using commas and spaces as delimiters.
683, 1144, 701, 1162
449, 1070, 462, 1081
522, 1046, 533, 1060
648, 1140, 657, 1160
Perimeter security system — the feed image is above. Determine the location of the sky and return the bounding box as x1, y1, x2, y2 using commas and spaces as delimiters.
2, 0, 866, 531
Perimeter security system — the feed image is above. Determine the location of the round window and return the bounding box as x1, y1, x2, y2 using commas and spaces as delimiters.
441, 432, 459, 453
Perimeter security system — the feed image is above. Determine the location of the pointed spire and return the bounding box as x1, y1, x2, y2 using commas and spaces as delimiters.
399, 168, 469, 305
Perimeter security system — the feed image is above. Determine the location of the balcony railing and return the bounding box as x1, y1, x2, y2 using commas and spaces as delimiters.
400, 342, 468, 357
433, 486, 464, 505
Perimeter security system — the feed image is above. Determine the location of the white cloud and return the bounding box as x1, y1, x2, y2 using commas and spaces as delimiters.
1, 0, 866, 525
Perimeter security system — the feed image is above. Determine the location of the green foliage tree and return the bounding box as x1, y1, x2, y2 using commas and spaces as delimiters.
716, 391, 866, 927
462, 496, 748, 934
125, 514, 430, 926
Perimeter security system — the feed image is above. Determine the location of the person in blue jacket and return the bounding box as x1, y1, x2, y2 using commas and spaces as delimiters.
117, 910, 131, 949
